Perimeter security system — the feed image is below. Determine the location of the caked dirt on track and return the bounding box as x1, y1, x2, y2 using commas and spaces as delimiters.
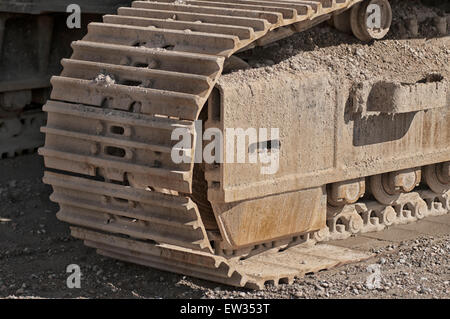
226, 0, 449, 83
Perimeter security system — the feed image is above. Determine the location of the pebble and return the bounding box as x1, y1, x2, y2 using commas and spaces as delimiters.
294, 291, 303, 298
354, 48, 364, 57
315, 284, 325, 292
16, 288, 25, 295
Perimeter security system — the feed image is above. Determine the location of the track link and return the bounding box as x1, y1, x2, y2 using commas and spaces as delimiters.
39, 0, 449, 289
321, 190, 450, 241
0, 110, 46, 158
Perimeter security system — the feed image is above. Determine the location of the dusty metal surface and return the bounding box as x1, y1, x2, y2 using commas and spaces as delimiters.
37, 0, 449, 288
211, 72, 449, 203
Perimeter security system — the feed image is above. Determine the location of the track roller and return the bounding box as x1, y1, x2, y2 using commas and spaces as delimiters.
423, 162, 450, 194
369, 168, 421, 205
327, 178, 365, 207
350, 0, 392, 41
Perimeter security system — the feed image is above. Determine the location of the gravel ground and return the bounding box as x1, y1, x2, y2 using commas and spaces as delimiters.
1, 0, 449, 299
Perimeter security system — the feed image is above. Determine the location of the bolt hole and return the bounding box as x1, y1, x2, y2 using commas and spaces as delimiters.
112, 197, 128, 204
249, 139, 281, 153
132, 41, 146, 47
110, 126, 125, 135
105, 146, 126, 158
133, 62, 149, 68
121, 80, 142, 87
212, 181, 220, 188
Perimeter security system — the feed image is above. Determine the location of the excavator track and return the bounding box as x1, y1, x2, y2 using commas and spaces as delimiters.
39, 0, 449, 289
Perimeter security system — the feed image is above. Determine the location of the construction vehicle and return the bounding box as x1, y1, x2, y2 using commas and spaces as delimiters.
7, 0, 444, 288
0, 1, 134, 158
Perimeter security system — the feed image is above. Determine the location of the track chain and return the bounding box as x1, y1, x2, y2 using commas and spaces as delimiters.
0, 111, 46, 158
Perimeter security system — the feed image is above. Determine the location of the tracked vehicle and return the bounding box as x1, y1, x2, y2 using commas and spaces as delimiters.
34, 0, 450, 288
0, 1, 134, 158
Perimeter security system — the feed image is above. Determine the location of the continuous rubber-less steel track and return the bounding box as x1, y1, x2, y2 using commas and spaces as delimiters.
39, 0, 449, 289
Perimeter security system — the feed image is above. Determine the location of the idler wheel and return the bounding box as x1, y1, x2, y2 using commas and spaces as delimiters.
423, 163, 450, 194
350, 0, 392, 42
327, 178, 365, 207
369, 168, 421, 205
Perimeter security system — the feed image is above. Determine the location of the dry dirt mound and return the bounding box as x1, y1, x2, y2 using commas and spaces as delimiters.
224, 0, 449, 85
